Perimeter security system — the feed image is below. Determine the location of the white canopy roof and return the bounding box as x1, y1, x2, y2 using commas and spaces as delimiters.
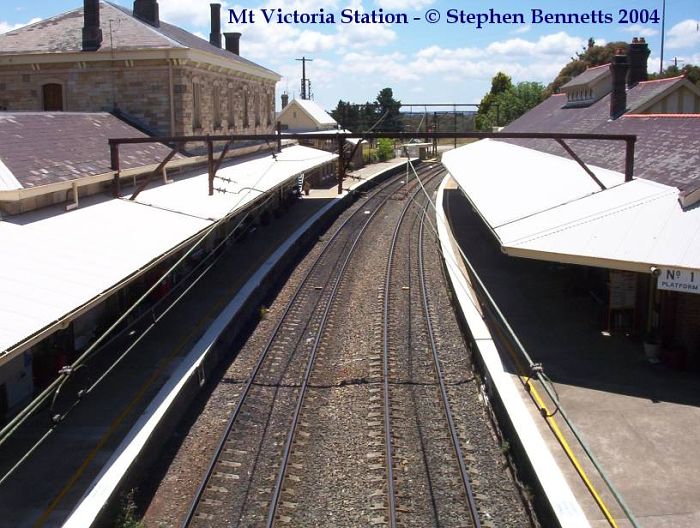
134, 145, 336, 221
443, 139, 700, 273
0, 145, 336, 362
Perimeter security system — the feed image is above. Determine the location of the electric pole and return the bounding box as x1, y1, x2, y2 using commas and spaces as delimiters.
296, 57, 313, 100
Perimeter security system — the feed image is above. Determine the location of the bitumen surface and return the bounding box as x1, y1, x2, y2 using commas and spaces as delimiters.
443, 179, 700, 528
0, 158, 409, 527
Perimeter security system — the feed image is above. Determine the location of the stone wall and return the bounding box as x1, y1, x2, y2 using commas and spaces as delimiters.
173, 63, 276, 136
0, 60, 172, 134
0, 59, 277, 137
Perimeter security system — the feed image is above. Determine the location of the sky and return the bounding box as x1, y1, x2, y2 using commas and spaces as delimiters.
1, 0, 699, 110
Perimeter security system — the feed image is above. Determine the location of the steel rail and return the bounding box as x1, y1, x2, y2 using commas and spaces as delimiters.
183, 166, 431, 526
265, 163, 445, 526
418, 203, 482, 528
379, 164, 445, 528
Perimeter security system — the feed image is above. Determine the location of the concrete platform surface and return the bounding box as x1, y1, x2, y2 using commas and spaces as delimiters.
442, 178, 700, 528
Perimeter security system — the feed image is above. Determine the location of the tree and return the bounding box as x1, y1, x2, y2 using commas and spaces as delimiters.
546, 39, 629, 96
375, 138, 394, 161
475, 73, 545, 130
329, 88, 403, 132
375, 87, 403, 132
650, 63, 700, 86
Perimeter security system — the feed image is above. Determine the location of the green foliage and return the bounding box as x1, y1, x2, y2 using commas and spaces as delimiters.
546, 38, 629, 96
490, 72, 513, 95
650, 63, 700, 86
115, 489, 144, 528
375, 88, 403, 132
330, 88, 404, 133
475, 74, 545, 130
375, 138, 395, 161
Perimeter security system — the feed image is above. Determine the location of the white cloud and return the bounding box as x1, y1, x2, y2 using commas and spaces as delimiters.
513, 24, 532, 34
374, 0, 435, 10
0, 17, 41, 35
486, 32, 585, 57
158, 0, 220, 27
622, 23, 658, 37
666, 19, 700, 50
341, 51, 419, 81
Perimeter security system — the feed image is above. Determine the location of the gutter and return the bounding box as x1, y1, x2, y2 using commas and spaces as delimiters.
0, 141, 292, 203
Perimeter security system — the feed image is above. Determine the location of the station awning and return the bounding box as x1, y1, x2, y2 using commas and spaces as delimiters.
442, 139, 700, 274
0, 145, 336, 363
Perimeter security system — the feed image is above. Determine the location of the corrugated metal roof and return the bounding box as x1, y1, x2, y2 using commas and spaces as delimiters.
443, 139, 700, 273
134, 145, 337, 220
0, 145, 336, 357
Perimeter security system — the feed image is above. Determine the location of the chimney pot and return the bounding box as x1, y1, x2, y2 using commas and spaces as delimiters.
610, 51, 629, 119
224, 32, 241, 55
628, 37, 650, 87
209, 3, 222, 48
133, 0, 160, 27
82, 0, 103, 51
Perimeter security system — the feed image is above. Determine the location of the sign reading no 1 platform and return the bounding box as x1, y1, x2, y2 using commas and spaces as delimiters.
658, 268, 700, 294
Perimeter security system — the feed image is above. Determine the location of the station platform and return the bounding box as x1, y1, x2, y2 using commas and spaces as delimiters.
438, 176, 700, 528
0, 157, 411, 527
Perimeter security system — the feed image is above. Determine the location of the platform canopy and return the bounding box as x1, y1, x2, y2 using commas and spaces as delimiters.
0, 145, 336, 364
443, 139, 700, 274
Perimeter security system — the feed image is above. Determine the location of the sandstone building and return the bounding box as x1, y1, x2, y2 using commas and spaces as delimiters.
0, 0, 280, 136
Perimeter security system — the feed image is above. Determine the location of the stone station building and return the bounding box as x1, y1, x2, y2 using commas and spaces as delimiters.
0, 0, 280, 136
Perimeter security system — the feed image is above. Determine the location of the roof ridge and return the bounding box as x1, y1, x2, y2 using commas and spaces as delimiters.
623, 113, 700, 118
638, 75, 685, 84
102, 1, 185, 49
586, 63, 610, 70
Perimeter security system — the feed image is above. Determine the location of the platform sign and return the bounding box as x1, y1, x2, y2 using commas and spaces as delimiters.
657, 268, 700, 294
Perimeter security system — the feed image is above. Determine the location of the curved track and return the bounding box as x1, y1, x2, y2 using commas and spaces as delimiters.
183, 164, 442, 527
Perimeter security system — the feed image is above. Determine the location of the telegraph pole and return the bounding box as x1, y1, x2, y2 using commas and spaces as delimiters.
296, 56, 313, 100
659, 0, 666, 74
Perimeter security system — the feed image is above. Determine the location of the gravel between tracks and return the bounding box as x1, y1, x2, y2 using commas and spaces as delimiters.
140, 169, 537, 528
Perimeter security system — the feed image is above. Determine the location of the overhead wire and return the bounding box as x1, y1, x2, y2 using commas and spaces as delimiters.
404, 156, 640, 528
0, 149, 294, 482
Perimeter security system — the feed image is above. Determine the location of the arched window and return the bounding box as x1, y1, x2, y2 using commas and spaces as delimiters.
42, 84, 63, 111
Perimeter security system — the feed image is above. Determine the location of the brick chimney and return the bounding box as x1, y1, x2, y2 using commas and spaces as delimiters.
82, 0, 103, 51
133, 0, 159, 27
281, 93, 289, 109
224, 32, 241, 55
628, 37, 650, 87
609, 49, 629, 119
209, 4, 221, 48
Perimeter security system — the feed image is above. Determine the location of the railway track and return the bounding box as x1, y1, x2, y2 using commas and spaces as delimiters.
183, 163, 444, 527
380, 169, 481, 528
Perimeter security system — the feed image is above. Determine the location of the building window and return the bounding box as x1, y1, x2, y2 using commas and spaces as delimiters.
42, 83, 63, 111
243, 92, 249, 128
213, 88, 221, 129
255, 94, 261, 127
228, 89, 236, 129
267, 94, 273, 126
193, 82, 202, 130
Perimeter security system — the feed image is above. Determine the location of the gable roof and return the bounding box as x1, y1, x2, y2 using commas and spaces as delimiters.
0, 1, 278, 79
561, 64, 610, 90
501, 77, 700, 191
0, 112, 180, 189
278, 99, 337, 129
